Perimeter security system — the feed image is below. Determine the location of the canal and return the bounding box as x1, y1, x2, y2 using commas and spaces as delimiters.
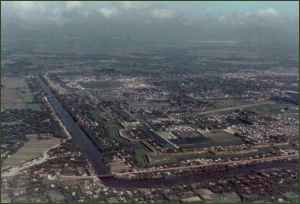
38, 75, 107, 175
37, 75, 298, 189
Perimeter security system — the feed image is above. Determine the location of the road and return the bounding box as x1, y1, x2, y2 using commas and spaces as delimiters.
113, 154, 298, 177
101, 154, 298, 188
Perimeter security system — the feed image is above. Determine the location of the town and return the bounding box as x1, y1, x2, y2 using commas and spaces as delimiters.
1, 1, 299, 203
1, 44, 298, 203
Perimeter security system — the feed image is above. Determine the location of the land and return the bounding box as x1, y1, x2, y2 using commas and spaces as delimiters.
1, 43, 299, 203
2, 134, 61, 172
1, 76, 40, 111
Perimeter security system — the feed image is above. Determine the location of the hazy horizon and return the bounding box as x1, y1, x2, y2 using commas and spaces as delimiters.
1, 1, 299, 54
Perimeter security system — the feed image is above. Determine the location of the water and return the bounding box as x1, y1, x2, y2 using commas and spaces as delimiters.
101, 159, 297, 188
37, 75, 298, 188
38, 76, 107, 175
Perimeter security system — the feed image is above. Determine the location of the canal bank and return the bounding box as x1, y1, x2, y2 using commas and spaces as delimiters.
38, 75, 108, 175
37, 74, 298, 189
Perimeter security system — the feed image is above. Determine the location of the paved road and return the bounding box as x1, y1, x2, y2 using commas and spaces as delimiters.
113, 154, 298, 176
101, 155, 298, 188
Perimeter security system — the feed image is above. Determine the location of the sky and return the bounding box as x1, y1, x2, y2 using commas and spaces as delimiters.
1, 1, 299, 53
2, 1, 298, 23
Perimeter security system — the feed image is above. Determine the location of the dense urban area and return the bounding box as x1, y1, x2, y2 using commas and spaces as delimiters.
1, 42, 298, 203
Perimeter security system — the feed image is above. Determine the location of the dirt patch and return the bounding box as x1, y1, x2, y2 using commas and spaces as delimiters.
2, 135, 61, 169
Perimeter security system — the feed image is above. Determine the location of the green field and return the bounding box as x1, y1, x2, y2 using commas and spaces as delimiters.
205, 130, 243, 146
205, 98, 249, 111
134, 143, 150, 168
80, 80, 122, 89
244, 102, 297, 115
1, 77, 40, 111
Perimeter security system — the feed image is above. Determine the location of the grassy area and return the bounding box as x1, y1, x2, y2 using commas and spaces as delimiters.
106, 123, 121, 139
206, 98, 249, 111
134, 143, 149, 168
21, 94, 33, 103
25, 103, 41, 111
283, 192, 299, 203
245, 103, 297, 115
1, 77, 26, 110
2, 135, 60, 169
1, 77, 40, 111
80, 80, 122, 89
205, 130, 243, 146
156, 131, 177, 140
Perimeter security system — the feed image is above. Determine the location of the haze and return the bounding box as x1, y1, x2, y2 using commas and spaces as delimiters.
1, 1, 299, 54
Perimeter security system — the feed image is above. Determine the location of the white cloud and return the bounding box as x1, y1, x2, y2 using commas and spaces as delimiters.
119, 1, 138, 9
16, 1, 36, 10
218, 8, 281, 25
218, 12, 246, 25
116, 1, 153, 10
256, 8, 279, 18
65, 1, 81, 10
98, 7, 117, 18
151, 9, 175, 19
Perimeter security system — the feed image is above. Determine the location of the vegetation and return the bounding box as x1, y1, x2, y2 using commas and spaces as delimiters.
134, 144, 149, 168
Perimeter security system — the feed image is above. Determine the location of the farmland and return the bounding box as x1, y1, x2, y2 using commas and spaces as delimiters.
1, 77, 40, 111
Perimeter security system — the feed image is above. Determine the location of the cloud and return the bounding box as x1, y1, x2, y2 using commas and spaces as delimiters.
2, 2, 295, 33
256, 8, 279, 18
218, 8, 281, 25
115, 1, 154, 10
1, 1, 297, 53
65, 1, 82, 10
119, 1, 140, 9
98, 7, 118, 18
15, 1, 36, 10
151, 8, 176, 19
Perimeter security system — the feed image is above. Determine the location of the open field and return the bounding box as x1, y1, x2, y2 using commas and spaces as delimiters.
2, 135, 61, 169
1, 77, 40, 111
244, 102, 298, 115
198, 101, 273, 116
1, 77, 27, 110
205, 98, 252, 111
204, 130, 243, 146
134, 143, 149, 168
80, 80, 122, 89
168, 130, 243, 149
